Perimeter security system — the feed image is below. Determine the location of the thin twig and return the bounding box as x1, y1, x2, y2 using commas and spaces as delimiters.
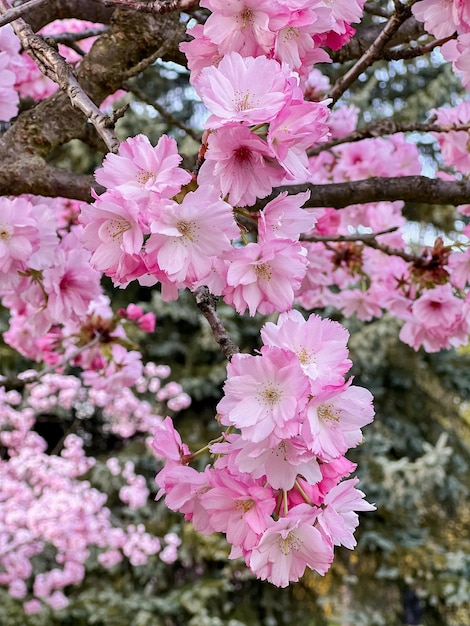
383, 34, 455, 61
125, 82, 201, 142
302, 227, 422, 263
4, 12, 120, 153
0, 0, 49, 27
120, 42, 171, 81
309, 120, 470, 157
47, 26, 109, 47
328, 3, 413, 103
194, 286, 240, 361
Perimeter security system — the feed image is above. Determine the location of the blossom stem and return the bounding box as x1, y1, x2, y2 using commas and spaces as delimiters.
294, 479, 314, 506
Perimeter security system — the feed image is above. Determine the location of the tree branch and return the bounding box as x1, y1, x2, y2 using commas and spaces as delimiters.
194, 287, 240, 361
0, 160, 99, 201
328, 16, 425, 65
0, 7, 184, 200
309, 119, 470, 156
275, 176, 470, 209
328, 3, 414, 103
7, 13, 121, 153
0, 0, 49, 27
382, 34, 455, 61
23, 0, 114, 32
125, 81, 201, 142
301, 227, 422, 263
94, 0, 199, 13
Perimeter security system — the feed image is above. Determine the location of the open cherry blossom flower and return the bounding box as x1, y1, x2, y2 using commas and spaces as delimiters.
195, 52, 289, 128
248, 504, 333, 587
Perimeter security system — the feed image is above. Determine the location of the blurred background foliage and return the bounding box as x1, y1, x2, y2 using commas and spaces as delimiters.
2, 0, 470, 623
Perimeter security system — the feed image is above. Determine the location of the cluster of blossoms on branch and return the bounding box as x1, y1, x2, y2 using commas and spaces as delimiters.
153, 311, 375, 586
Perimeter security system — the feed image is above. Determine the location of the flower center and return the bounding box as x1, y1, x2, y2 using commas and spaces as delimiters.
234, 91, 257, 112
0, 224, 12, 241
235, 499, 255, 514
177, 220, 197, 241
277, 531, 302, 556
234, 145, 253, 163
238, 7, 254, 28
260, 383, 282, 406
296, 347, 314, 366
255, 263, 272, 280
318, 403, 340, 422
136, 170, 154, 185
282, 27, 299, 41
105, 219, 131, 241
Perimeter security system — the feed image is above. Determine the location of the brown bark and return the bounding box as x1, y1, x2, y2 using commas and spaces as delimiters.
0, 2, 185, 199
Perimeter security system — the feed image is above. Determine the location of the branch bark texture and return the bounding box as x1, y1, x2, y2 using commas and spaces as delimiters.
0, 1, 185, 199
299, 176, 470, 208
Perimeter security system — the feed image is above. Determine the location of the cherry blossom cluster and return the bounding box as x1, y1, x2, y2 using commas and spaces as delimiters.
80, 133, 320, 315
152, 311, 375, 587
0, 194, 165, 393
181, 0, 365, 79
299, 97, 470, 352
81, 2, 365, 318
412, 0, 470, 88
0, 362, 190, 612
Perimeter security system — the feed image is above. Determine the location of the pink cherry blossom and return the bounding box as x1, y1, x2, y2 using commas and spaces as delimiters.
260, 309, 352, 393
145, 185, 239, 286
248, 504, 333, 587
304, 384, 375, 461
412, 0, 460, 38
258, 191, 317, 242
197, 125, 285, 206
0, 51, 19, 121
0, 197, 39, 273
79, 190, 147, 284
94, 134, 192, 200
316, 478, 375, 549
222, 239, 308, 315
448, 248, 470, 289
151, 416, 191, 463
200, 0, 277, 56
226, 434, 322, 490
217, 346, 310, 443
201, 469, 276, 550
180, 24, 222, 82
267, 99, 331, 179
42, 230, 102, 323
195, 52, 289, 129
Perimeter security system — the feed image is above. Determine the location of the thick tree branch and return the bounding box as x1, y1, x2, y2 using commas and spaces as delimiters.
0, 7, 184, 199
8, 13, 121, 153
194, 287, 240, 361
20, 0, 114, 32
0, 160, 99, 201
277, 176, 470, 209
95, 0, 199, 13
